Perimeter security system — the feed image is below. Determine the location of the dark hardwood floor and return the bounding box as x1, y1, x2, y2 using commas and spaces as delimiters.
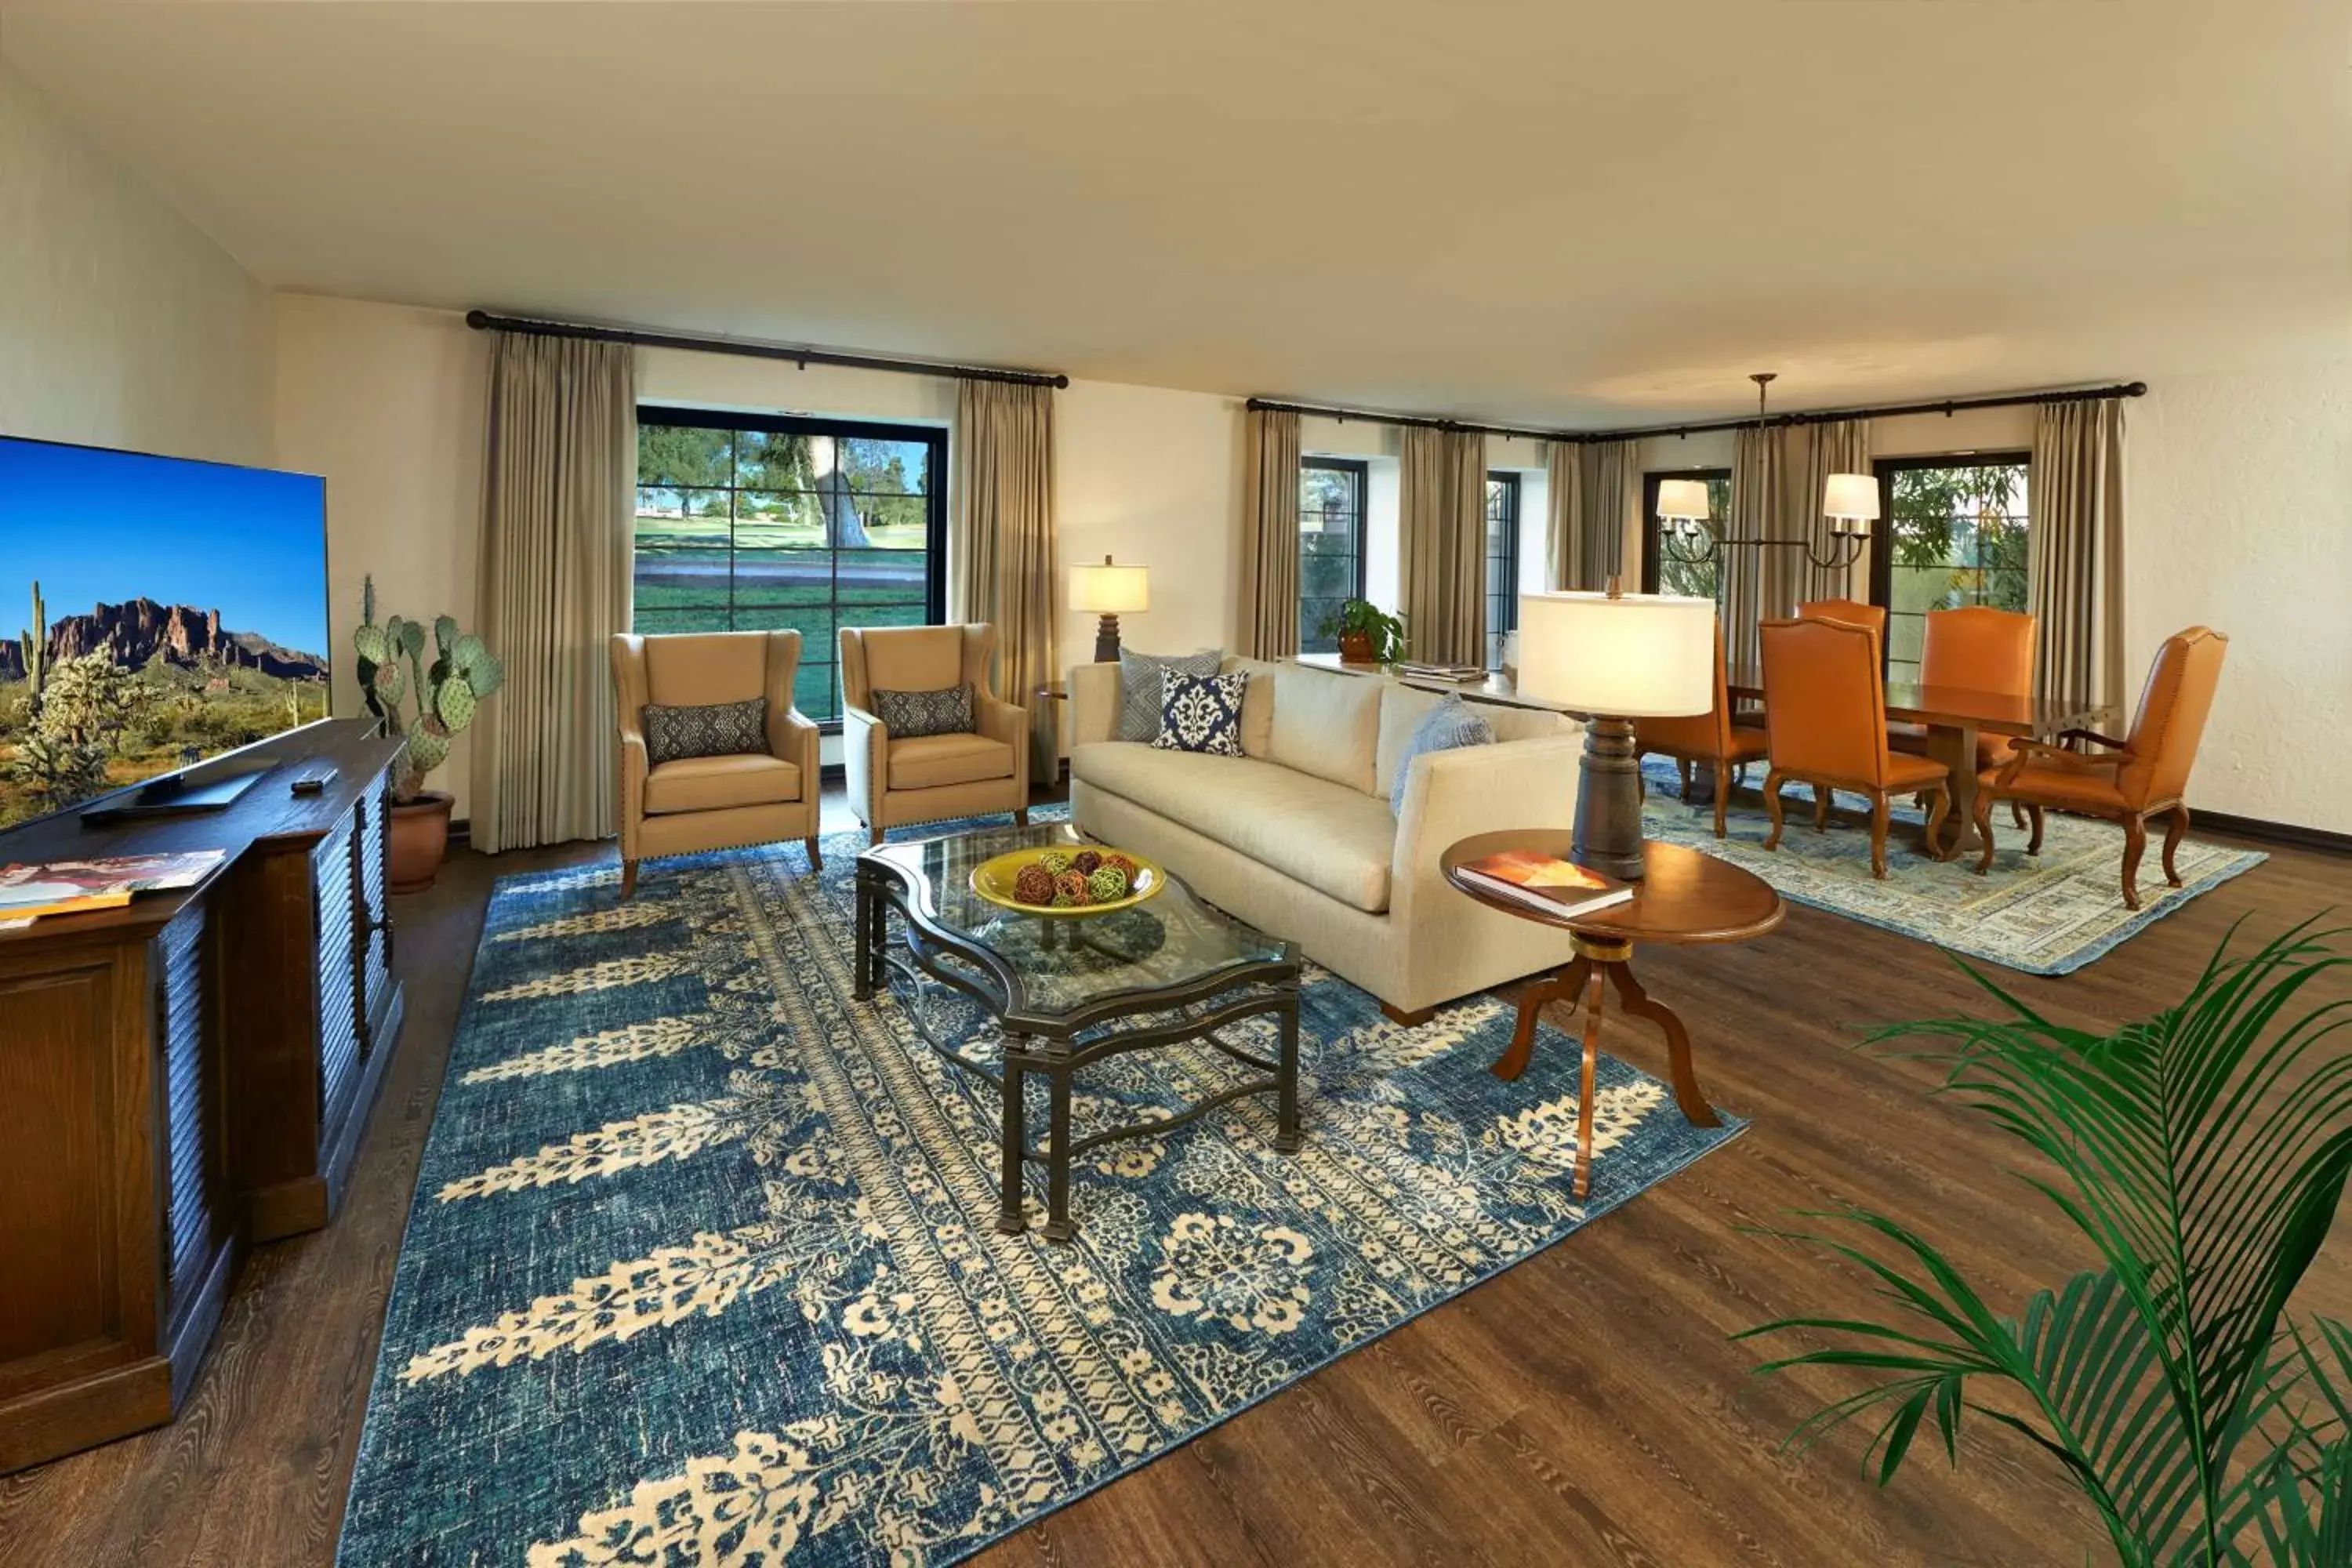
2, 793, 2345, 1567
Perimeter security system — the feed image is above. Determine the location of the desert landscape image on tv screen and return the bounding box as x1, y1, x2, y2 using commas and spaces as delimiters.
0, 437, 330, 829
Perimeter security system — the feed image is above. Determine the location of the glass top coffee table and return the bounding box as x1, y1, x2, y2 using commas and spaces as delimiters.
854, 822, 1303, 1240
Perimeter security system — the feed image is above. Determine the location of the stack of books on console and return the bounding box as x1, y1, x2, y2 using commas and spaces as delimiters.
1394, 660, 1490, 682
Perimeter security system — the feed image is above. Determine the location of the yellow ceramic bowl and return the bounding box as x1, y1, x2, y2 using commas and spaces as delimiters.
970, 845, 1166, 917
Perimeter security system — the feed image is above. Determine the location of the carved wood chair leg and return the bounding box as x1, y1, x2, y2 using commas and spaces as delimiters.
869, 824, 887, 846
2121, 815, 2147, 909
1973, 791, 1997, 876
1762, 769, 1788, 851
804, 836, 822, 871
2162, 804, 2190, 886
1868, 792, 1891, 879
1922, 785, 1951, 861
1711, 760, 1730, 839
619, 859, 639, 900
2027, 804, 2046, 856
1677, 759, 1694, 801
2010, 800, 2027, 829
1813, 783, 1831, 831
1014, 808, 1030, 826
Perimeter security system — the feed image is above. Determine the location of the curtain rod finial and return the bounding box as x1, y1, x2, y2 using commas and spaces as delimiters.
464, 309, 491, 330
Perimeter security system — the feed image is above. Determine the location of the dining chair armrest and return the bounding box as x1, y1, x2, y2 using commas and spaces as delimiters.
2057, 727, 2132, 752
1994, 735, 2131, 789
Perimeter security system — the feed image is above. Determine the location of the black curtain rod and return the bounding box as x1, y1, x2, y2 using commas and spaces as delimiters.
1242, 397, 1563, 444
1247, 380, 2147, 446
464, 310, 1070, 389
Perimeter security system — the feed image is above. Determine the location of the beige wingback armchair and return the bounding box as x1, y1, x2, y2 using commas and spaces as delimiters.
839, 623, 1029, 844
611, 630, 823, 898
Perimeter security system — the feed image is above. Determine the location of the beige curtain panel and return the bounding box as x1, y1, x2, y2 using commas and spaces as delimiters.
1790, 418, 1872, 608
1237, 407, 1303, 659
1722, 423, 1784, 673
1544, 440, 1635, 592
952, 379, 1060, 707
470, 332, 636, 853
2030, 397, 2128, 715
1399, 425, 1486, 666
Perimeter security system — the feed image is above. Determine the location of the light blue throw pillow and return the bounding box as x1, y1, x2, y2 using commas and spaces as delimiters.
1389, 692, 1494, 814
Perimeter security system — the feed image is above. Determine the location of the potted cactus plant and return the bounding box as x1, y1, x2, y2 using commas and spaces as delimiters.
353, 576, 502, 892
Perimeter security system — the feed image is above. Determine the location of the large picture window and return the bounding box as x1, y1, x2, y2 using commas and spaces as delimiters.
1869, 455, 2031, 684
1484, 471, 1521, 668
632, 408, 946, 725
1298, 457, 1368, 653
1639, 469, 1732, 601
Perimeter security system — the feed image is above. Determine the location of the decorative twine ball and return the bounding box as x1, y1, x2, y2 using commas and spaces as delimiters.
1050, 889, 1076, 908
1072, 849, 1102, 876
1087, 866, 1127, 902
1012, 864, 1055, 906
1053, 869, 1092, 905
1040, 850, 1074, 876
1099, 852, 1139, 881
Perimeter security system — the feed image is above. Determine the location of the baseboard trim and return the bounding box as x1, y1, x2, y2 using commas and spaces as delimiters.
2193, 811, 2352, 855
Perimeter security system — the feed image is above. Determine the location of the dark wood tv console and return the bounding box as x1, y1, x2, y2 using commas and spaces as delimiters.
0, 719, 407, 1472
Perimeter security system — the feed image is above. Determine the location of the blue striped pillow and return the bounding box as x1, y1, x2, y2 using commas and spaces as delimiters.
1389, 694, 1494, 812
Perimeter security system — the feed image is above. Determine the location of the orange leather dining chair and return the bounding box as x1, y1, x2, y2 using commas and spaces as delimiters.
1798, 598, 1887, 638
1635, 621, 1766, 838
1892, 606, 2038, 769
1973, 627, 2227, 909
1758, 617, 1953, 877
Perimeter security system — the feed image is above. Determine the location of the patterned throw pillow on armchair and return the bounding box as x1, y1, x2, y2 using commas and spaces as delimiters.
872, 683, 975, 738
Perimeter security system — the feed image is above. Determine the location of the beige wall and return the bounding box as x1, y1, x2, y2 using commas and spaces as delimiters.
0, 60, 274, 466
274, 296, 489, 815
2128, 361, 2351, 833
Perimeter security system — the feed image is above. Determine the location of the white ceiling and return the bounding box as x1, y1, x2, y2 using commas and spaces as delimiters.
5, 0, 2347, 426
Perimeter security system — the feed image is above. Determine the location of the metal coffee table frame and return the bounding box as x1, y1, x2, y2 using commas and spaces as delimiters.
855, 844, 1303, 1242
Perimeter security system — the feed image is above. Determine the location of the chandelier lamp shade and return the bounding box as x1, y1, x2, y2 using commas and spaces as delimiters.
1069, 554, 1150, 662
1516, 583, 1715, 880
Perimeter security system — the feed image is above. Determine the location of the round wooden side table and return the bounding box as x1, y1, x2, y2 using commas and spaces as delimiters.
1441, 833, 1784, 1199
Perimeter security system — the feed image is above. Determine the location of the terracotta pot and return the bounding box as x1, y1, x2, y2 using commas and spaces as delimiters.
388, 791, 454, 894
1338, 630, 1376, 662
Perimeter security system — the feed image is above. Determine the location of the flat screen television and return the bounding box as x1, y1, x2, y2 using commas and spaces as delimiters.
0, 434, 331, 831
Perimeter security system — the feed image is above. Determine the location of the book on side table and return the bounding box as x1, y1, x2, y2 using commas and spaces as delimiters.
1454, 848, 1633, 920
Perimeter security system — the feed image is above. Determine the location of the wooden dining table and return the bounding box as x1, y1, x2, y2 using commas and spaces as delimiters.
1724, 670, 2110, 855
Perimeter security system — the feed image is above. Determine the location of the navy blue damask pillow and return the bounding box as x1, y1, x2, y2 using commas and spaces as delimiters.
1152, 670, 1248, 757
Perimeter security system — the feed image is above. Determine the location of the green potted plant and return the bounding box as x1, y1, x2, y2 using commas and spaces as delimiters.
353, 576, 502, 892
1317, 598, 1406, 663
1740, 916, 2352, 1563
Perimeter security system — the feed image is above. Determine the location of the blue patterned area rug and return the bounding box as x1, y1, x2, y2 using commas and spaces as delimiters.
1639, 758, 2265, 975
337, 818, 1744, 1566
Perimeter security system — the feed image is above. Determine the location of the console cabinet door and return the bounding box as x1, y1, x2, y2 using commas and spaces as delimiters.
314, 815, 361, 1130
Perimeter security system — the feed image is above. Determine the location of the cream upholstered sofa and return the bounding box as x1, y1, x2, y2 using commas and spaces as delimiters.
1069, 657, 1588, 1016
840, 623, 1031, 844
611, 630, 822, 898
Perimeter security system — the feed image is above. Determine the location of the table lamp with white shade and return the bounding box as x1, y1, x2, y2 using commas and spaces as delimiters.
1515, 583, 1716, 880
1069, 555, 1149, 662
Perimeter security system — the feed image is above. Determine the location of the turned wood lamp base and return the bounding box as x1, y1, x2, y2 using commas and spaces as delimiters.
1572, 714, 1648, 881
